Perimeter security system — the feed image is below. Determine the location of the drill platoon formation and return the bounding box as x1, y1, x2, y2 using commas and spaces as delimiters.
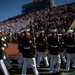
0, 29, 75, 75
17, 29, 75, 75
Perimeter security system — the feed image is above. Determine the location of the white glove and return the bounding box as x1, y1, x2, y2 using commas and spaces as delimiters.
1, 38, 5, 41
4, 44, 7, 46
2, 47, 5, 50
3, 55, 6, 59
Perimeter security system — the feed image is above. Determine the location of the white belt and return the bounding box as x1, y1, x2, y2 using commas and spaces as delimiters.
51, 45, 58, 48
67, 45, 74, 47
20, 44, 22, 46
23, 47, 30, 49
39, 44, 44, 45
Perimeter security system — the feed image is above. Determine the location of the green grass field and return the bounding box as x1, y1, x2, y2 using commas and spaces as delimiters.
0, 57, 75, 75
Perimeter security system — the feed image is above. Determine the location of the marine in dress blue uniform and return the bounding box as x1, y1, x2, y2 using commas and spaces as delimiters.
47, 29, 61, 74
21, 29, 39, 75
0, 31, 10, 75
36, 31, 49, 67
65, 30, 75, 71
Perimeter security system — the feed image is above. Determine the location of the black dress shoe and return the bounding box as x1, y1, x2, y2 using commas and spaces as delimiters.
50, 73, 56, 75
8, 68, 13, 72
55, 72, 62, 75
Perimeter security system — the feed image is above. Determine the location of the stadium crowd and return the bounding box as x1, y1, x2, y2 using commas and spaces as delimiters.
0, 3, 75, 38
